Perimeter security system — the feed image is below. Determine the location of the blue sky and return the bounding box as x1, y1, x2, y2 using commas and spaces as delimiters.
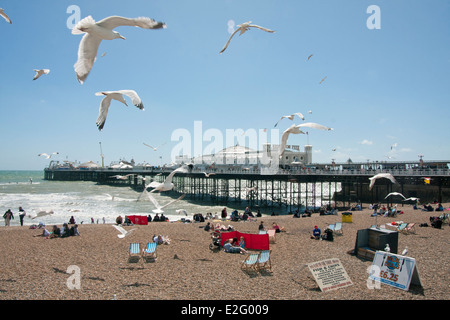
0, 0, 449, 170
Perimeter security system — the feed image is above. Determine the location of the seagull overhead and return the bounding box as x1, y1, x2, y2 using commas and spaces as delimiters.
38, 152, 59, 159
369, 173, 398, 190
31, 210, 54, 219
145, 191, 186, 214
143, 142, 166, 151
113, 225, 136, 238
307, 54, 313, 61
219, 21, 275, 53
95, 90, 144, 130
137, 167, 187, 201
176, 209, 188, 216
274, 113, 305, 127
319, 76, 327, 84
403, 197, 420, 202
110, 174, 135, 180
33, 69, 50, 80
296, 122, 333, 131
0, 8, 12, 24
203, 172, 216, 177
72, 15, 167, 84
279, 124, 306, 157
384, 192, 406, 200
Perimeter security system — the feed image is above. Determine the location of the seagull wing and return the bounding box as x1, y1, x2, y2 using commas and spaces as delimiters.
113, 224, 127, 235
74, 33, 102, 84
248, 24, 275, 33
158, 194, 186, 210
145, 190, 162, 210
297, 122, 332, 131
96, 16, 167, 30
220, 27, 240, 53
279, 124, 305, 157
143, 143, 156, 150
38, 153, 50, 158
117, 90, 144, 110
95, 93, 113, 131
294, 112, 305, 120
165, 167, 185, 184
0, 9, 12, 24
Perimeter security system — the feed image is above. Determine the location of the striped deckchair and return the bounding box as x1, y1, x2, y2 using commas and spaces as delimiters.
128, 242, 142, 263
256, 250, 272, 272
241, 253, 259, 272
142, 242, 157, 262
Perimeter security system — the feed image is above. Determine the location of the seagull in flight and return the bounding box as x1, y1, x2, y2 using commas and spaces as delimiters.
31, 210, 54, 219
38, 152, 59, 159
110, 174, 135, 180
220, 21, 275, 53
176, 209, 188, 216
113, 225, 136, 239
145, 192, 186, 214
72, 15, 167, 84
143, 142, 166, 151
384, 192, 406, 200
33, 69, 50, 80
369, 173, 398, 190
137, 167, 187, 201
0, 8, 12, 24
319, 76, 327, 84
279, 124, 306, 157
274, 113, 305, 127
296, 122, 333, 131
307, 54, 313, 61
203, 172, 216, 177
95, 90, 144, 130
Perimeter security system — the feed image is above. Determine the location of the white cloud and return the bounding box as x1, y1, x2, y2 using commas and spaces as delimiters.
359, 139, 373, 145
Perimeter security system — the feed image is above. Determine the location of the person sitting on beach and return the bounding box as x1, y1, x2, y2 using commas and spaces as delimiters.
34, 228, 50, 238
61, 223, 71, 238
49, 225, 61, 239
223, 239, 247, 254
153, 214, 160, 222
160, 214, 167, 222
115, 215, 123, 225
310, 225, 321, 240
70, 224, 80, 236
258, 221, 266, 232
69, 216, 76, 224
204, 222, 212, 232
321, 227, 334, 242
239, 236, 246, 249
272, 222, 285, 233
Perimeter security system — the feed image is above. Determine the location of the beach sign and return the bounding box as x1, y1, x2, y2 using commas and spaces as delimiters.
306, 258, 353, 292
368, 251, 422, 291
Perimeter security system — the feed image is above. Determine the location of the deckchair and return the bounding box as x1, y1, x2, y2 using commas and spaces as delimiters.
267, 229, 276, 243
241, 253, 259, 271
142, 242, 157, 262
256, 250, 272, 272
258, 230, 267, 235
403, 223, 416, 234
396, 223, 408, 233
334, 222, 343, 234
128, 242, 142, 263
328, 224, 335, 231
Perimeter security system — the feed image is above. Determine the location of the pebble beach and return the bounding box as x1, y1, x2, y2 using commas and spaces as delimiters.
0, 203, 448, 301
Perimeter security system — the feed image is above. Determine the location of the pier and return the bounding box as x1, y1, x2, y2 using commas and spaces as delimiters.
44, 159, 450, 212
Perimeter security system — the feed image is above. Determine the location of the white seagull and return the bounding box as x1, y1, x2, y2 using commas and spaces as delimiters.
176, 209, 188, 216
110, 174, 134, 180
279, 124, 306, 157
113, 225, 136, 239
143, 142, 166, 151
31, 210, 54, 219
145, 192, 186, 214
95, 90, 144, 130
274, 113, 305, 127
403, 197, 420, 202
297, 122, 333, 131
220, 21, 275, 53
384, 192, 406, 200
38, 152, 59, 159
369, 173, 398, 190
137, 167, 187, 201
203, 172, 216, 177
33, 69, 50, 80
72, 15, 167, 84
0, 8, 12, 24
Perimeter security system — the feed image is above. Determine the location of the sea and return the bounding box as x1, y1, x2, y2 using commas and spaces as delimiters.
0, 170, 242, 227
0, 170, 341, 227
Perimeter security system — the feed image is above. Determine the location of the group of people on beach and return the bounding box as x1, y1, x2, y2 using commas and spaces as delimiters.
33, 222, 80, 239
3, 206, 27, 226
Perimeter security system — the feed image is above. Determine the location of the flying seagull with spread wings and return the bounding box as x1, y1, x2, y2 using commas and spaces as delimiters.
274, 113, 305, 127
279, 124, 306, 157
33, 69, 50, 80
95, 90, 144, 130
72, 15, 166, 84
145, 191, 186, 214
369, 173, 397, 190
220, 21, 275, 53
38, 152, 59, 159
0, 8, 12, 24
113, 225, 136, 239
384, 192, 406, 200
143, 142, 166, 151
296, 122, 333, 131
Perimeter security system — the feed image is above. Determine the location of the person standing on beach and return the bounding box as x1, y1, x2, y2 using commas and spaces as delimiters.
18, 207, 26, 226
221, 208, 227, 219
3, 209, 14, 226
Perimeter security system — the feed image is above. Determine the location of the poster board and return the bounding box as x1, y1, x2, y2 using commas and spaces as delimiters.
307, 258, 353, 292
368, 251, 422, 291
